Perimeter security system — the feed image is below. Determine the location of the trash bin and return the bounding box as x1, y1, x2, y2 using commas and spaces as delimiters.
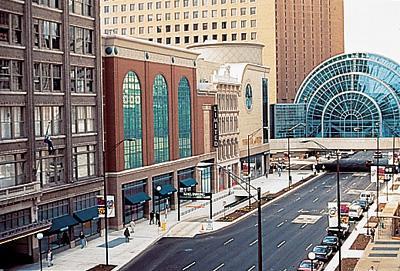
161, 222, 167, 231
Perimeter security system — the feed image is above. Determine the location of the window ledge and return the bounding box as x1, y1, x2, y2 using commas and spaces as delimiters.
70, 53, 95, 59
32, 3, 63, 13
34, 92, 65, 96
0, 44, 25, 50
36, 135, 66, 141
0, 138, 28, 144
33, 48, 64, 55
72, 132, 98, 137
0, 91, 26, 95
71, 93, 97, 96
69, 13, 95, 21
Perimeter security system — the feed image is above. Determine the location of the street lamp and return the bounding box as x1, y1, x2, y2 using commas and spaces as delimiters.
300, 140, 342, 271
308, 251, 316, 271
156, 185, 162, 226
36, 232, 43, 271
246, 127, 268, 208
286, 123, 306, 189
103, 138, 135, 265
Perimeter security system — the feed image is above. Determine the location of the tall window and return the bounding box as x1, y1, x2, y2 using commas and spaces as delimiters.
70, 66, 94, 93
153, 74, 169, 163
0, 59, 23, 92
123, 71, 142, 169
245, 84, 253, 110
33, 19, 60, 50
0, 11, 22, 46
71, 106, 95, 134
0, 106, 24, 140
34, 106, 62, 137
69, 0, 93, 17
72, 145, 96, 180
36, 149, 64, 187
0, 153, 26, 189
33, 0, 60, 9
33, 63, 62, 92
69, 26, 93, 55
178, 77, 192, 158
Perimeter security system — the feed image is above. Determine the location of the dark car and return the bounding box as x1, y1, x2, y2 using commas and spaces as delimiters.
321, 235, 340, 251
312, 245, 333, 262
352, 199, 369, 211
297, 259, 324, 271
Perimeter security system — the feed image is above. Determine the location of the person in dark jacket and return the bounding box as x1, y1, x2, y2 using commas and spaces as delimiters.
124, 227, 130, 243
79, 231, 86, 248
149, 211, 154, 225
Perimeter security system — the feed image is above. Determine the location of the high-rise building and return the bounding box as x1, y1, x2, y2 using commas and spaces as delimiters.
99, 0, 277, 104
275, 0, 344, 103
0, 1, 103, 267
99, 0, 344, 104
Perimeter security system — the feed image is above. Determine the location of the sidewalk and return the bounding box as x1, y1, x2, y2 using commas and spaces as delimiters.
16, 168, 317, 271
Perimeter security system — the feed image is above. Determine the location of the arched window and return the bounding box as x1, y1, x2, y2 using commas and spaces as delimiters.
123, 71, 142, 169
153, 74, 169, 163
178, 77, 192, 158
245, 84, 253, 110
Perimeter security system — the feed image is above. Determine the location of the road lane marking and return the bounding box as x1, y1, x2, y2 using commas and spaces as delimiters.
247, 265, 256, 271
366, 183, 373, 190
295, 197, 301, 202
298, 208, 303, 213
212, 263, 225, 271
301, 223, 307, 229
254, 223, 258, 227
249, 239, 258, 246
277, 240, 286, 248
322, 181, 326, 185
277, 208, 284, 213
276, 221, 285, 228
224, 238, 234, 246
313, 197, 319, 203
320, 209, 325, 214
306, 243, 313, 250
182, 261, 196, 271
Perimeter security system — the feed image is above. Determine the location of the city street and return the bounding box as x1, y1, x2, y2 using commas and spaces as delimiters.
124, 172, 375, 271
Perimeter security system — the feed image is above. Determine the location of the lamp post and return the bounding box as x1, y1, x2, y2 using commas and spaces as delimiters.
156, 185, 162, 227
36, 233, 43, 271
246, 127, 268, 208
300, 140, 341, 271
103, 138, 135, 265
286, 123, 306, 189
374, 123, 381, 222
308, 251, 316, 271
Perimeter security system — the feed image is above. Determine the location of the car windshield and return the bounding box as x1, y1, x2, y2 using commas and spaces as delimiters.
313, 246, 327, 253
323, 236, 337, 243
299, 261, 318, 268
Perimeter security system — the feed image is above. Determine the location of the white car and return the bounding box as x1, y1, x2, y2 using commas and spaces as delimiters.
360, 191, 375, 205
349, 203, 363, 220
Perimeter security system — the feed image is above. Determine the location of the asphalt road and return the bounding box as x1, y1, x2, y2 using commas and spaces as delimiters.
124, 172, 375, 271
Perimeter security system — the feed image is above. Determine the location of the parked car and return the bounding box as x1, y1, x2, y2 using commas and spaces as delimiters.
312, 245, 333, 262
321, 235, 340, 251
349, 203, 363, 220
297, 259, 324, 271
360, 191, 375, 205
352, 199, 368, 211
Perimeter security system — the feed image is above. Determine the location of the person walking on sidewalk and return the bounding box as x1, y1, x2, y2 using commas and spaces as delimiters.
149, 211, 154, 225
47, 249, 53, 267
124, 227, 130, 243
368, 266, 376, 271
79, 231, 86, 248
371, 228, 375, 242
156, 212, 161, 226
130, 220, 136, 233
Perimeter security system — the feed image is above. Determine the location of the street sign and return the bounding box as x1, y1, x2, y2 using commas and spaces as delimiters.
179, 191, 212, 200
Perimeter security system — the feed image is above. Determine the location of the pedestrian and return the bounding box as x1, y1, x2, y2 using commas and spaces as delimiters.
156, 212, 160, 226
130, 220, 136, 233
124, 227, 130, 243
368, 266, 375, 271
79, 231, 86, 248
47, 249, 53, 267
149, 211, 154, 225
371, 228, 375, 242
277, 166, 282, 177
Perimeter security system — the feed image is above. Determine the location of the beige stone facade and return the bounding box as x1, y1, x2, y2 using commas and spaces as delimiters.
100, 0, 277, 105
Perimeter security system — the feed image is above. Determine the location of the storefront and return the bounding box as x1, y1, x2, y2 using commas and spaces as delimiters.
153, 173, 177, 213
122, 180, 151, 224
198, 163, 213, 193
241, 154, 264, 180
178, 168, 197, 203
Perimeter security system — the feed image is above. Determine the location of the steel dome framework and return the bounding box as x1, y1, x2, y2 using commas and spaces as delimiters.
295, 53, 400, 138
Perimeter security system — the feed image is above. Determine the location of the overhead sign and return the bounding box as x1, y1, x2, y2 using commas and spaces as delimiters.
179, 191, 212, 200
212, 105, 219, 148
370, 166, 385, 183
97, 195, 116, 218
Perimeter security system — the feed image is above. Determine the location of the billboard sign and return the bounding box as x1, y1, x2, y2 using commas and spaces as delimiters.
370, 166, 385, 183
97, 195, 115, 218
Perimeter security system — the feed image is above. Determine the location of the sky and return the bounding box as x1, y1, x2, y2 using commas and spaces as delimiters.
344, 0, 400, 63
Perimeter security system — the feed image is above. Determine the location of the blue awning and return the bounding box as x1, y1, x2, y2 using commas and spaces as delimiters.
48, 215, 79, 233
73, 207, 99, 223
179, 178, 197, 188
156, 184, 177, 197
125, 192, 151, 205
